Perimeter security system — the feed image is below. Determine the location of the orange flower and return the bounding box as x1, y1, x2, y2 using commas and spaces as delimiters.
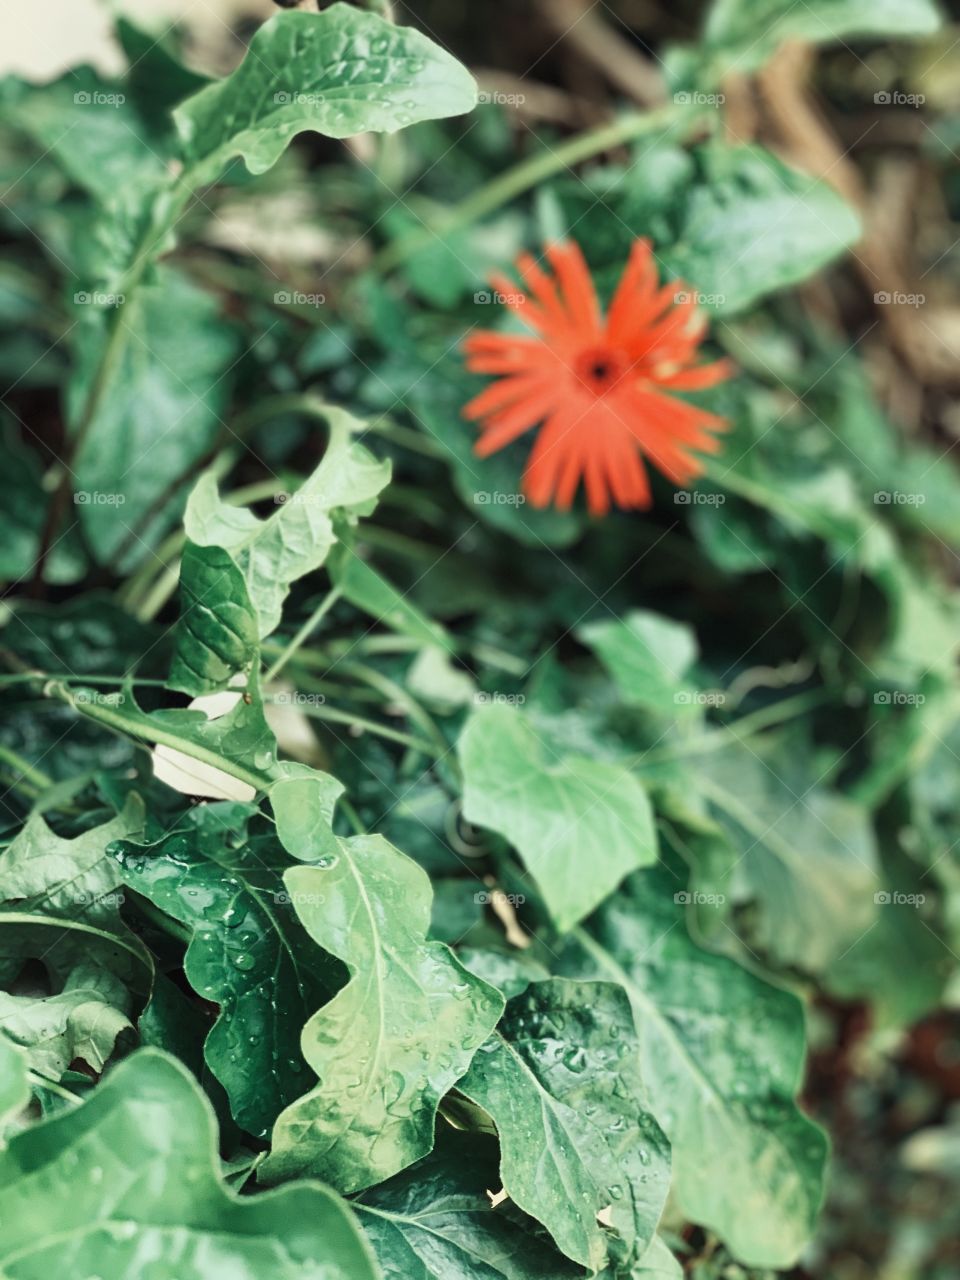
462, 238, 734, 516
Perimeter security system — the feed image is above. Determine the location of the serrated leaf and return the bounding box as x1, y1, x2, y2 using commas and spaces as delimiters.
0, 1049, 380, 1280
459, 979, 671, 1272
459, 704, 657, 933
110, 820, 337, 1138
174, 5, 477, 181
356, 1129, 582, 1280
51, 678, 280, 796
0, 797, 149, 990
560, 869, 828, 1269
0, 984, 133, 1082
0, 796, 143, 930
171, 406, 390, 694
260, 775, 504, 1192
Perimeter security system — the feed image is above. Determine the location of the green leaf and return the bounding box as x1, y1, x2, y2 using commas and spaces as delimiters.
0, 1049, 381, 1279
689, 736, 879, 973
0, 982, 133, 1082
0, 1037, 29, 1137
328, 546, 455, 654
577, 610, 699, 715
632, 1235, 683, 1278
170, 543, 261, 695
701, 0, 941, 75
2, 69, 169, 204
561, 869, 828, 1269
661, 146, 861, 315
356, 1129, 582, 1280
459, 704, 657, 933
49, 678, 280, 797
171, 406, 390, 694
110, 820, 337, 1138
69, 266, 240, 565
174, 5, 477, 182
459, 979, 671, 1272
0, 797, 143, 931
0, 797, 148, 989
260, 775, 504, 1192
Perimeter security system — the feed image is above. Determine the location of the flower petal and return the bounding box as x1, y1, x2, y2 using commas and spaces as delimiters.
464, 372, 558, 422
655, 359, 735, 391
545, 241, 602, 335
523, 407, 581, 509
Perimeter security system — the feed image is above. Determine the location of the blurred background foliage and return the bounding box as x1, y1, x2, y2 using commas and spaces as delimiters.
0, 0, 958, 1276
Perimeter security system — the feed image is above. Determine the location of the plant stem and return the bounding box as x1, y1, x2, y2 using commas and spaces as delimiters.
264, 587, 343, 684
27, 1072, 83, 1106
372, 103, 699, 274
32, 176, 196, 590
47, 682, 270, 795
286, 701, 435, 755
0, 746, 52, 791
630, 689, 829, 768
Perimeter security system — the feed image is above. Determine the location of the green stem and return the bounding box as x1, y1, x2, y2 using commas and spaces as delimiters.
0, 745, 53, 791
630, 689, 829, 768
372, 104, 698, 274
33, 177, 195, 587
26, 1072, 83, 1106
127, 891, 193, 946
338, 796, 366, 836
264, 587, 343, 684
286, 701, 435, 755
362, 419, 445, 459
342, 660, 450, 760
47, 682, 271, 795
136, 565, 182, 623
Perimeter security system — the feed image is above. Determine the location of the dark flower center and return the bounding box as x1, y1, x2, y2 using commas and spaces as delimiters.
574, 346, 629, 395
